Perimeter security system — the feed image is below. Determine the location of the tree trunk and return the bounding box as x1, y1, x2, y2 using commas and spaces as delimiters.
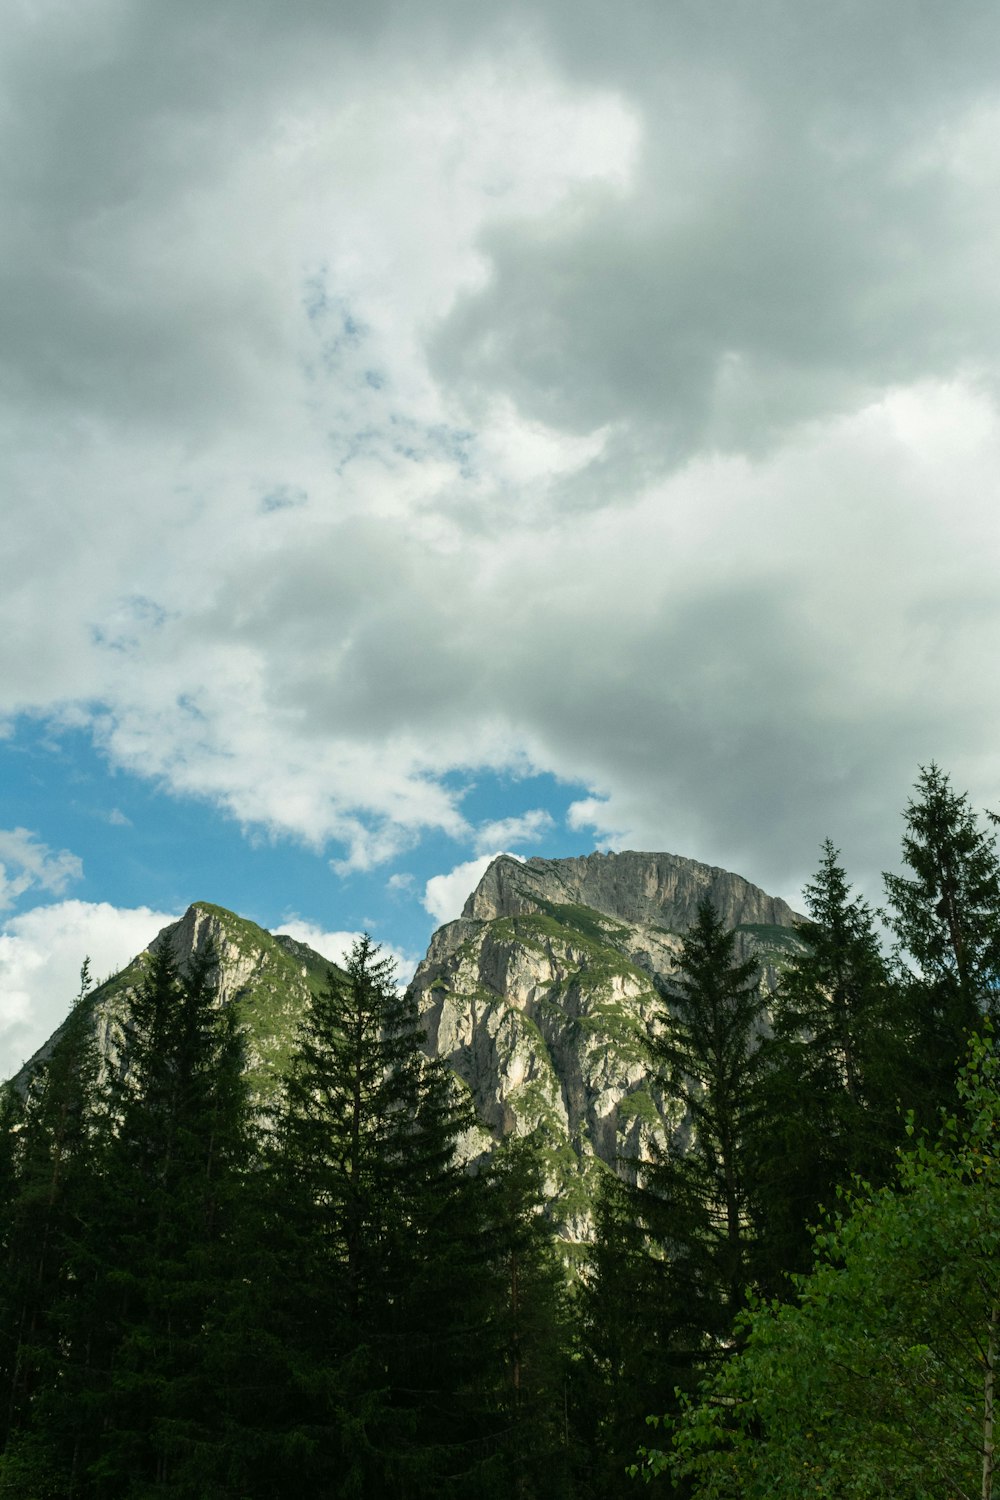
983, 1289, 998, 1500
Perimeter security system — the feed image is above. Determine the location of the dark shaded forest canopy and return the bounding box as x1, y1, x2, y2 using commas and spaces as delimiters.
2, 763, 1000, 1498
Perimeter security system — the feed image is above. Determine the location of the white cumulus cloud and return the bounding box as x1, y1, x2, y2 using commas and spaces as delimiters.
273, 919, 419, 986
5, 3, 1000, 909
423, 853, 524, 927
0, 829, 83, 912
0, 900, 180, 1081
474, 809, 554, 853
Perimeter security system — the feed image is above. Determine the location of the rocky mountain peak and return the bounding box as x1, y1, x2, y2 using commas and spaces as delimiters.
463, 849, 800, 931
18, 902, 337, 1106
418, 849, 806, 1241
148, 902, 328, 1009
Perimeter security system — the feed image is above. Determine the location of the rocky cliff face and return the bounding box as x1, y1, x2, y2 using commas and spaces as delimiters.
464, 850, 799, 931
411, 850, 805, 1242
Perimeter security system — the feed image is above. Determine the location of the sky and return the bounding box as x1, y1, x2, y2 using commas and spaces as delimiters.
4, 0, 1000, 1078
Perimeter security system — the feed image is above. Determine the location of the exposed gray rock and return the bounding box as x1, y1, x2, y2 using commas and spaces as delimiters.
412, 850, 805, 1243
465, 849, 799, 933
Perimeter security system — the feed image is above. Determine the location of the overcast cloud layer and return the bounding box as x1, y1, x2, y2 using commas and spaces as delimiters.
5, 0, 1000, 923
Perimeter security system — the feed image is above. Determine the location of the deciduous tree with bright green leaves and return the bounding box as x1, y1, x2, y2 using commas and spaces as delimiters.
649, 1028, 1000, 1500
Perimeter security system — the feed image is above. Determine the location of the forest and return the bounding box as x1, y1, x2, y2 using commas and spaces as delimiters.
1, 763, 998, 1498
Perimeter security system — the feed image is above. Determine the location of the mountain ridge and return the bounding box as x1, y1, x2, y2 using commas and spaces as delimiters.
13, 850, 806, 1241
464, 848, 801, 930
15, 902, 340, 1106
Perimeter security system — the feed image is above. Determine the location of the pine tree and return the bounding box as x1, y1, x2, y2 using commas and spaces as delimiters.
43, 942, 254, 1497
576, 899, 768, 1495
483, 1135, 574, 1500
647, 896, 768, 1342
884, 763, 1000, 1111
262, 935, 502, 1498
752, 843, 906, 1284
0, 960, 106, 1495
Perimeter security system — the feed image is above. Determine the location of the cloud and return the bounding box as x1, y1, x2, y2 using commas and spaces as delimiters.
423, 853, 524, 926
0, 900, 179, 1080
4, 3, 1000, 913
0, 829, 83, 912
474, 809, 554, 853
273, 919, 419, 985
0, 7, 636, 870
433, 4, 1000, 469
566, 799, 627, 848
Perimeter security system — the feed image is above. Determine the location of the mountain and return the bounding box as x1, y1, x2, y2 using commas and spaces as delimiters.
462, 850, 799, 933
16, 902, 340, 1108
410, 851, 805, 1242
14, 851, 805, 1243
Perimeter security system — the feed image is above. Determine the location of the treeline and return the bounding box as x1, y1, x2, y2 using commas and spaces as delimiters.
590, 762, 1000, 1499
1, 763, 999, 1496
0, 939, 573, 1497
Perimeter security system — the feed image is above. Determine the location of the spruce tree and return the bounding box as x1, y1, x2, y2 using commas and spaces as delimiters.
752, 843, 905, 1284
45, 942, 254, 1498
663, 1030, 1000, 1500
777, 843, 892, 1109
483, 1135, 574, 1500
577, 899, 768, 1495
0, 1081, 25, 1450
262, 935, 501, 1499
577, 1171, 689, 1498
884, 763, 1000, 1112
647, 896, 768, 1342
0, 960, 106, 1495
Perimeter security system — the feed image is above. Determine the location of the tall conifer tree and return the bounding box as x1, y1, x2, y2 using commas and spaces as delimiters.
647, 897, 768, 1341
37, 943, 254, 1498
483, 1135, 574, 1500
884, 763, 1000, 1113
0, 961, 106, 1494
262, 936, 501, 1498
752, 843, 905, 1284
578, 1170, 689, 1498
578, 899, 767, 1495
